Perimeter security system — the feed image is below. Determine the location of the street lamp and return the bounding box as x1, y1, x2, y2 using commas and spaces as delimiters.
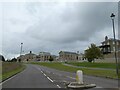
110, 13, 119, 79
20, 43, 23, 56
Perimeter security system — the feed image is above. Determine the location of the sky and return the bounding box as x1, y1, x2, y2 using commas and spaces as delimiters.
0, 0, 119, 59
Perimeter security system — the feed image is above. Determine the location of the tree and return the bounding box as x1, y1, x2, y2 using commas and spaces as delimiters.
85, 43, 103, 62
1, 55, 5, 62
18, 59, 21, 62
11, 58, 17, 62
49, 56, 54, 62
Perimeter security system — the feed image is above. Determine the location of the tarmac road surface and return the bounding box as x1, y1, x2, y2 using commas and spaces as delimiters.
1, 64, 119, 89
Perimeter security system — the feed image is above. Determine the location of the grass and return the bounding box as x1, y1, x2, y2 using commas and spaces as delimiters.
31, 62, 117, 79
66, 62, 116, 69
1, 62, 26, 81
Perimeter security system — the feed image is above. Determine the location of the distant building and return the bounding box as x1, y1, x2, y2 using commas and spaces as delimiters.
24, 51, 36, 61
17, 51, 36, 62
17, 55, 25, 62
59, 51, 79, 61
78, 53, 84, 61
36, 52, 51, 61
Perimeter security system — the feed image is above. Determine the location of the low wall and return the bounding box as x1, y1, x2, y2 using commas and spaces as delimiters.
95, 58, 117, 63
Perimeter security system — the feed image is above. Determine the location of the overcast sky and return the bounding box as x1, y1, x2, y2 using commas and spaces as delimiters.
0, 1, 118, 59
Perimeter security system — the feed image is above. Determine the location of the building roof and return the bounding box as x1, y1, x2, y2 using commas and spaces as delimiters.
25, 53, 36, 56
59, 51, 77, 55
39, 52, 51, 55
101, 38, 120, 43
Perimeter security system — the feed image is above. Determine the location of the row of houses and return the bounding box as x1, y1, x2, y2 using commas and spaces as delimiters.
17, 50, 84, 62
16, 36, 120, 62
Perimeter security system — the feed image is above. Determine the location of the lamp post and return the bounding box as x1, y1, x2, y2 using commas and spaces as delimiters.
110, 13, 119, 79
20, 43, 23, 56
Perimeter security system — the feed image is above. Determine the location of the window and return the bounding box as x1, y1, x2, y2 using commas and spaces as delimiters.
113, 47, 115, 52
113, 41, 115, 45
117, 42, 119, 45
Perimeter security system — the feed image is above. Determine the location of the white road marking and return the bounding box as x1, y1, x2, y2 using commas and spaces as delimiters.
43, 73, 47, 77
36, 67, 54, 83
57, 85, 61, 88
41, 71, 43, 73
95, 86, 103, 88
47, 77, 54, 83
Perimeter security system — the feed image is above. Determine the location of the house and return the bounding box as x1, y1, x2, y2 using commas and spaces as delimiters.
17, 51, 36, 62
17, 55, 25, 62
98, 36, 120, 63
99, 36, 120, 54
24, 51, 36, 61
59, 51, 79, 61
36, 52, 51, 61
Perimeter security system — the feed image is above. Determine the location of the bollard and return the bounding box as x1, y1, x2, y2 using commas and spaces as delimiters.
76, 70, 83, 84
67, 70, 96, 89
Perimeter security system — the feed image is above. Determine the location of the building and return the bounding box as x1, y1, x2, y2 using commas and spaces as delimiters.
59, 51, 79, 61
36, 52, 51, 61
99, 36, 120, 54
24, 51, 36, 61
17, 51, 36, 62
78, 53, 84, 61
17, 55, 25, 62
97, 36, 120, 63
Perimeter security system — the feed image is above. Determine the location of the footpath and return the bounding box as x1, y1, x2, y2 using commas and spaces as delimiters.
63, 63, 116, 71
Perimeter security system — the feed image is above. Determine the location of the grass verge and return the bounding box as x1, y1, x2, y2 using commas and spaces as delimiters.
31, 62, 117, 79
1, 62, 26, 82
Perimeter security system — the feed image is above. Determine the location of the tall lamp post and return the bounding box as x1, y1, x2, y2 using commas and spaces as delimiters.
19, 43, 23, 62
110, 13, 119, 79
20, 43, 23, 56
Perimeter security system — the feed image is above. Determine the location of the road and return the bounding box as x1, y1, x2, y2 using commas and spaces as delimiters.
2, 64, 119, 89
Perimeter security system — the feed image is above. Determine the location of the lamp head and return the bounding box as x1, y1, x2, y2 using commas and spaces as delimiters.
110, 13, 115, 19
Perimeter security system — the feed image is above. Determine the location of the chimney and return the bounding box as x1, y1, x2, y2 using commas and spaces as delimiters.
105, 36, 108, 41
77, 51, 79, 54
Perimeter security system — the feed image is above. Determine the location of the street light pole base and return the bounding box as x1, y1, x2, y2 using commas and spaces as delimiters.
67, 82, 96, 89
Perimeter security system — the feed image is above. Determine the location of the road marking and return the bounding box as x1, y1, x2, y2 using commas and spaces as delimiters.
47, 77, 54, 83
41, 71, 43, 73
43, 73, 47, 77
95, 86, 103, 88
57, 85, 61, 88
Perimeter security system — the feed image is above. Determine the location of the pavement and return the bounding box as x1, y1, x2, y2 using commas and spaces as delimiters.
1, 64, 119, 89
63, 63, 116, 71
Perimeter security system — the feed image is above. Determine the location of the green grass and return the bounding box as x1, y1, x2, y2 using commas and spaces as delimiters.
66, 62, 116, 69
31, 62, 117, 79
1, 62, 26, 81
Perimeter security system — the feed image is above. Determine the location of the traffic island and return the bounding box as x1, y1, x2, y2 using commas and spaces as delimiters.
66, 70, 96, 90
67, 82, 96, 89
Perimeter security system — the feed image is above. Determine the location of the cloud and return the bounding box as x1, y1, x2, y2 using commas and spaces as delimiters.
26, 2, 118, 42
2, 2, 118, 59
